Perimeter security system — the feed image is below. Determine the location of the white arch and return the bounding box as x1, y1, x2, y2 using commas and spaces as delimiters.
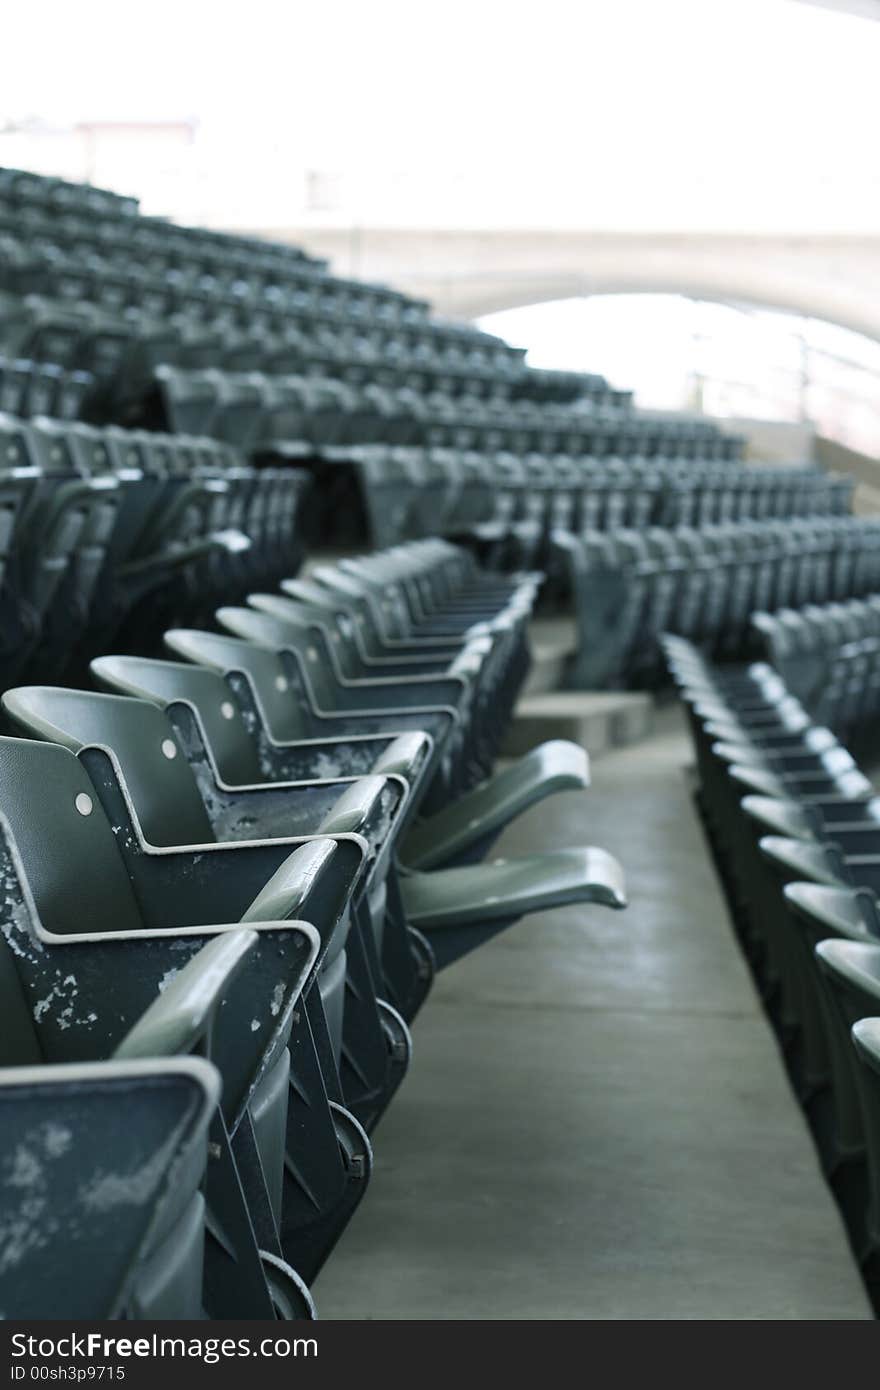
274, 227, 880, 344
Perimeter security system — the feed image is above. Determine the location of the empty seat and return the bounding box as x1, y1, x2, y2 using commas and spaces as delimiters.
0, 726, 361, 1296
0, 1056, 217, 1318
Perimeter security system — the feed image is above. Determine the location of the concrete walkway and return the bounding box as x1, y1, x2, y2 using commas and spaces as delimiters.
316, 708, 872, 1319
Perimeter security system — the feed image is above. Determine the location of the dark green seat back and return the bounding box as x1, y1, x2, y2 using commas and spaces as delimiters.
216, 605, 341, 709
164, 628, 311, 742
91, 654, 263, 786
0, 736, 143, 935
2, 688, 215, 849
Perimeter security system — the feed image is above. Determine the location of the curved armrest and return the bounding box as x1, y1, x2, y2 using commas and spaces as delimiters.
404, 740, 590, 870
369, 731, 433, 782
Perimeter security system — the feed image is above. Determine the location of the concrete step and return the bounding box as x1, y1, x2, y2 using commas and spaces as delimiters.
522, 617, 579, 696
502, 689, 653, 759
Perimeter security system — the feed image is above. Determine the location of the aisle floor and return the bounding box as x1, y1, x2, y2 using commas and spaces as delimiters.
316, 709, 872, 1319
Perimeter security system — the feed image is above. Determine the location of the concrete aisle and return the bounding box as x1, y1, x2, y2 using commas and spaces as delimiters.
316, 708, 872, 1319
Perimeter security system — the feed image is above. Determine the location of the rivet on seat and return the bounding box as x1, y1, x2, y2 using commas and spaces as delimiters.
275, 675, 288, 691
74, 792, 93, 817
161, 739, 178, 759
307, 647, 318, 661
220, 701, 235, 720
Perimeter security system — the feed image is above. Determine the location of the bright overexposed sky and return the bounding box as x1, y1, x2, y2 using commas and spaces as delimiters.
479, 293, 880, 455
5, 3, 880, 444
4, 0, 880, 230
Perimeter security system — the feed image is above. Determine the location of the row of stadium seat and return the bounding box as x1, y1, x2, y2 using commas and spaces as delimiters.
150, 367, 636, 451
0, 166, 139, 218
0, 289, 528, 400
752, 596, 880, 743
0, 165, 318, 268
0, 354, 94, 420
0, 539, 627, 1317
553, 518, 880, 689
0, 413, 309, 685
310, 445, 761, 552
147, 369, 733, 456
666, 635, 880, 1308
0, 169, 738, 480
0, 177, 655, 426
514, 367, 627, 405
325, 451, 846, 555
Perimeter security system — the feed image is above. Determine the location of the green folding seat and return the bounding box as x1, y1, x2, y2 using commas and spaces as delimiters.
90, 649, 436, 820
89, 647, 600, 1014
293, 558, 520, 689
250, 589, 490, 685
0, 727, 368, 1291
3, 681, 407, 1132
91, 428, 243, 653
160, 441, 256, 612
0, 357, 32, 413
778, 886, 879, 1246
0, 294, 88, 366
240, 550, 528, 761
246, 585, 590, 856
165, 313, 229, 372
216, 598, 471, 723
279, 574, 465, 668
0, 446, 42, 673
154, 365, 219, 436
207, 370, 266, 449
162, 624, 458, 787
22, 361, 63, 416
852, 1016, 880, 1299
337, 549, 537, 658
304, 544, 535, 733
0, 1056, 218, 1318
257, 376, 311, 454
258, 467, 310, 587
216, 599, 519, 792
25, 418, 164, 678
86, 643, 625, 971
0, 414, 121, 684
0, 741, 322, 1312
814, 944, 880, 1289
306, 557, 503, 654
9, 672, 419, 1095
395, 846, 625, 969
388, 536, 539, 615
